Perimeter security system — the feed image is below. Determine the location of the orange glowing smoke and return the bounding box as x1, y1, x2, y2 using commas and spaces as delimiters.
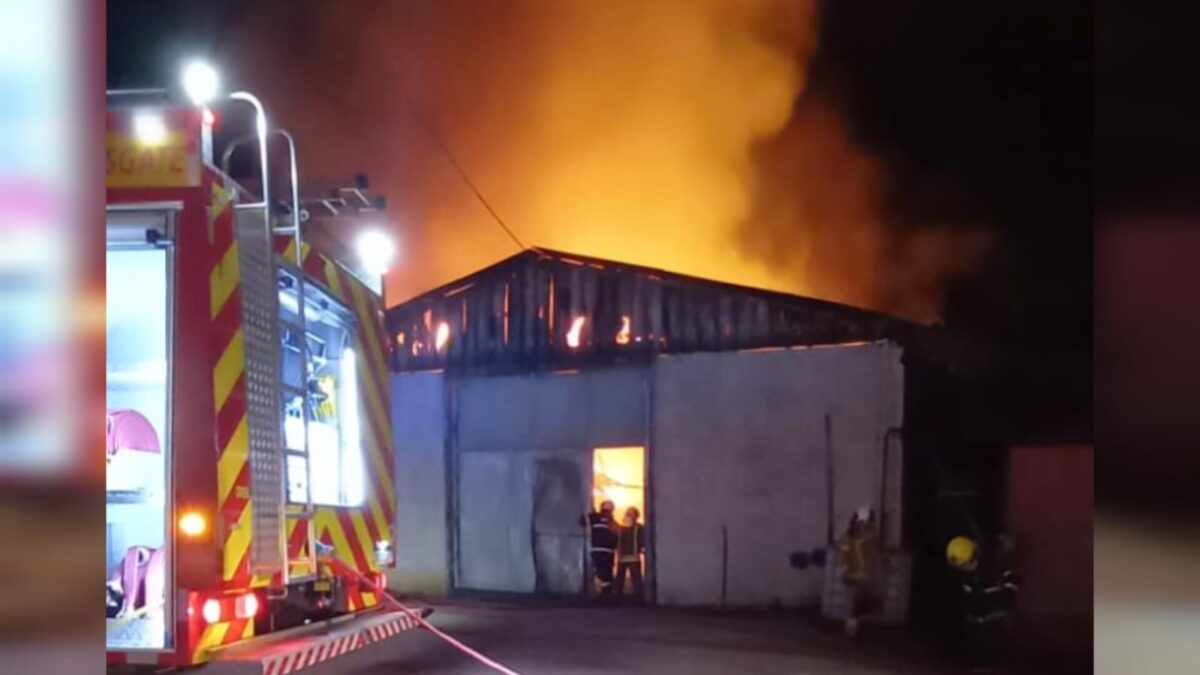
233, 2, 987, 322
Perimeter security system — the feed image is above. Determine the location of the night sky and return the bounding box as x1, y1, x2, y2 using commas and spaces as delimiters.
108, 1, 1092, 441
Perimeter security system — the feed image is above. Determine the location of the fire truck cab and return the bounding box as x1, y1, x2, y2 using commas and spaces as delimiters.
105, 97, 402, 669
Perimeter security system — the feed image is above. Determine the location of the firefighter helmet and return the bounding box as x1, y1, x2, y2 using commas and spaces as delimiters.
946, 536, 978, 570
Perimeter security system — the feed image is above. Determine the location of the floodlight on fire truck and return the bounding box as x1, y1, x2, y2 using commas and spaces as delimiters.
133, 111, 168, 145
356, 229, 396, 276
181, 60, 219, 106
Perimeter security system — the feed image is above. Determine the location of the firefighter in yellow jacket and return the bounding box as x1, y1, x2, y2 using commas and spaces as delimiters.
837, 506, 881, 636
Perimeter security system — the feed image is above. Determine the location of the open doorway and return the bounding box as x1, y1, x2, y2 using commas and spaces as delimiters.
592, 447, 646, 600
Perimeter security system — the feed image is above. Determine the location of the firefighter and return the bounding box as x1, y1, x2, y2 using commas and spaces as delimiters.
946, 535, 1020, 673
836, 506, 881, 637
584, 500, 618, 596
615, 506, 645, 600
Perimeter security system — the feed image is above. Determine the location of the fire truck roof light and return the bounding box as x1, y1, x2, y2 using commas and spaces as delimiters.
356, 229, 396, 276
133, 112, 167, 145
182, 60, 219, 106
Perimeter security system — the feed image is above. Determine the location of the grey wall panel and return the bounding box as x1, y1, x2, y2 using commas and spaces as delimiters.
457, 369, 646, 454
529, 373, 588, 450
652, 342, 904, 608
458, 375, 533, 453
390, 372, 450, 594
584, 370, 647, 447
452, 368, 648, 594
457, 451, 537, 593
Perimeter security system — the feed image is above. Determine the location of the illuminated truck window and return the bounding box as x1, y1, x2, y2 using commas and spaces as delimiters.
278, 271, 365, 507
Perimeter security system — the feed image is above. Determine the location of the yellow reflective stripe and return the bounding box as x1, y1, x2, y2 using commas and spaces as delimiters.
209, 243, 239, 318
192, 622, 230, 663
223, 502, 252, 581
210, 183, 233, 220
216, 415, 248, 505
314, 509, 356, 567
350, 280, 386, 376
355, 355, 393, 523
324, 259, 344, 299
356, 350, 395, 506
350, 282, 389, 418
213, 328, 244, 411
348, 510, 378, 572
367, 491, 389, 550
241, 620, 254, 640
285, 516, 315, 575
282, 240, 312, 266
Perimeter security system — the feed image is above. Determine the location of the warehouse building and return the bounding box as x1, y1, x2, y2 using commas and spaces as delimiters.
385, 248, 941, 612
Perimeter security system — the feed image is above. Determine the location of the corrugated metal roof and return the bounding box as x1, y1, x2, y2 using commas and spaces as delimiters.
386, 247, 923, 373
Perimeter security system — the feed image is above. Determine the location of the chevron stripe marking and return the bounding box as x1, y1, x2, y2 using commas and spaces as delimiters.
210, 242, 240, 318
213, 328, 245, 411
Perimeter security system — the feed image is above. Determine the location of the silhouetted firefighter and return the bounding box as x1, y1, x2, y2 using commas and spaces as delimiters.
583, 500, 617, 596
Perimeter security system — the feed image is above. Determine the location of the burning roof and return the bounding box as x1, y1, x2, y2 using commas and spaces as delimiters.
386, 247, 924, 374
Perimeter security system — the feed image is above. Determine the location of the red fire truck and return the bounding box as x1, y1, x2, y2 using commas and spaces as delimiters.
105, 95, 412, 669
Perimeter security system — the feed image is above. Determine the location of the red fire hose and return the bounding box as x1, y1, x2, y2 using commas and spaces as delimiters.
323, 556, 523, 675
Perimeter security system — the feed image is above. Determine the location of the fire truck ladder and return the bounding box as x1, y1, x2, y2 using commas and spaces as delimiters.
220, 98, 316, 589
272, 129, 320, 583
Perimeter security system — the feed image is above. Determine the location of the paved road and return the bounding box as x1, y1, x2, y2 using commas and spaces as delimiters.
281, 600, 956, 675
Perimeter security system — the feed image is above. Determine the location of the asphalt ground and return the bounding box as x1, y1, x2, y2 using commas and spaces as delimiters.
249, 599, 960, 675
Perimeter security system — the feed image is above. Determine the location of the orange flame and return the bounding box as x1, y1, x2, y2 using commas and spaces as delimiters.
566, 316, 586, 349
615, 315, 631, 345
435, 322, 450, 352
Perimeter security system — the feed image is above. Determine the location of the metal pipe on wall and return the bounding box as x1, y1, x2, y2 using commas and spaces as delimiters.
643, 367, 656, 605
879, 427, 903, 546
824, 413, 835, 545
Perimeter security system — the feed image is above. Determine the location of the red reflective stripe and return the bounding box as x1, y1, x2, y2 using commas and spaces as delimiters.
335, 509, 373, 573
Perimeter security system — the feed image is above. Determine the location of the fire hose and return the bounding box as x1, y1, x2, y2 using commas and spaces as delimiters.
321, 555, 523, 675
